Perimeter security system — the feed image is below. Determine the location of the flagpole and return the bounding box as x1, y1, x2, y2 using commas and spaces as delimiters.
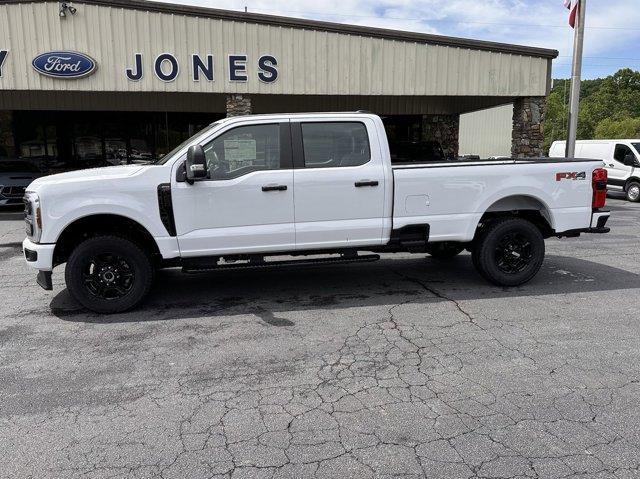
565, 0, 586, 158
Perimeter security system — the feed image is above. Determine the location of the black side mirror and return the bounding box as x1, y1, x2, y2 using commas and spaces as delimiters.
186, 145, 208, 183
623, 153, 638, 167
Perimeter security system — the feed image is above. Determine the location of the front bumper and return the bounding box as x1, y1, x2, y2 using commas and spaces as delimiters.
22, 238, 55, 271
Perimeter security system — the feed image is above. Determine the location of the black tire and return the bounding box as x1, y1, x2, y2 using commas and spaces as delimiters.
65, 235, 154, 313
626, 181, 640, 202
471, 217, 545, 287
427, 242, 465, 260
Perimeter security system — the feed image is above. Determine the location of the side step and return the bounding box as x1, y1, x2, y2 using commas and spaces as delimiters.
182, 254, 380, 273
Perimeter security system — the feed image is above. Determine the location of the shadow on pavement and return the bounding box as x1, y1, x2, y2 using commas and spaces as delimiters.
51, 253, 639, 324
0, 206, 24, 220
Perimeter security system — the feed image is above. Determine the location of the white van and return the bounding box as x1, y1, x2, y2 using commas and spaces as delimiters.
549, 140, 640, 202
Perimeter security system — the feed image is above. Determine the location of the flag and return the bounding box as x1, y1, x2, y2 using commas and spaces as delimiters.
564, 0, 579, 28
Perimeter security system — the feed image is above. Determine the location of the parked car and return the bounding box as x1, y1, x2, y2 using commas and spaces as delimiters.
0, 160, 42, 207
23, 113, 610, 313
549, 139, 640, 202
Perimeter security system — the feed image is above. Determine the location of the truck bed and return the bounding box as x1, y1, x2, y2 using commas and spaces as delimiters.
391, 157, 604, 242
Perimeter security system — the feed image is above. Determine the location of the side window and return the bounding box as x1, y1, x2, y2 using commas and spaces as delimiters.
203, 124, 281, 180
301, 122, 371, 168
614, 144, 632, 163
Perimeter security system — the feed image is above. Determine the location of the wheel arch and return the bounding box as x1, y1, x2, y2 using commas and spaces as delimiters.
474, 194, 555, 239
53, 213, 162, 266
625, 177, 640, 189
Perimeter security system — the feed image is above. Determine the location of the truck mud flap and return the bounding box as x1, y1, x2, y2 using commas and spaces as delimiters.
37, 270, 53, 290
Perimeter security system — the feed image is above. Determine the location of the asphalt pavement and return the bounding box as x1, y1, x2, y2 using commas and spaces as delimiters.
0, 196, 639, 479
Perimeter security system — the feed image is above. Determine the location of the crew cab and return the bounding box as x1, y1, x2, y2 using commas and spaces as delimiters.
23, 113, 610, 313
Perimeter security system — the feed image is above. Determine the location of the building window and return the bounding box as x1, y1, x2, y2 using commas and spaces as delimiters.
7, 110, 223, 175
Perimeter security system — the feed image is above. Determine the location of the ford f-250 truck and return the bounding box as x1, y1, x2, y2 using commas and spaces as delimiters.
22, 113, 610, 313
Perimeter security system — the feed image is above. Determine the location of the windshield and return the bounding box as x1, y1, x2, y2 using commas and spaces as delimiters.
153, 122, 221, 165
633, 143, 640, 156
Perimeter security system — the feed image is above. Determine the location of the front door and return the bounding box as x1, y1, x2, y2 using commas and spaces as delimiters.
292, 120, 386, 250
608, 143, 636, 187
172, 122, 295, 257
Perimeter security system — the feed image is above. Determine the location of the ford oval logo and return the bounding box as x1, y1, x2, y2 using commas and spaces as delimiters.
32, 51, 97, 79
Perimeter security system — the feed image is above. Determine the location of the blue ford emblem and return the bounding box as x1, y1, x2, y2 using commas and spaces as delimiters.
32, 51, 97, 79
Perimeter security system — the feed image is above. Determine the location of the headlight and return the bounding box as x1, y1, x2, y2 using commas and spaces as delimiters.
24, 192, 42, 243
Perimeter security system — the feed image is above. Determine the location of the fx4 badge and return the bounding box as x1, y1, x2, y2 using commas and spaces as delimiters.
556, 171, 586, 181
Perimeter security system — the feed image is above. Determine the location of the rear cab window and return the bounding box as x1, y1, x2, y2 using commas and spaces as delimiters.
300, 122, 370, 168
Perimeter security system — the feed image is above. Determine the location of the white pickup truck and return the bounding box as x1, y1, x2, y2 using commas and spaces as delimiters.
23, 113, 610, 313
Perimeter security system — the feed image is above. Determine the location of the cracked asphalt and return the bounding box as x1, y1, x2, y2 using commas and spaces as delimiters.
1, 196, 639, 479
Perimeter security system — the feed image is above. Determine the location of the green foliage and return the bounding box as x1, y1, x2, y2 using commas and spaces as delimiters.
595, 117, 640, 139
544, 68, 640, 152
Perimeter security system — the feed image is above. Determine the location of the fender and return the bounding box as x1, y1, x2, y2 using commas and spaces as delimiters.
465, 187, 557, 240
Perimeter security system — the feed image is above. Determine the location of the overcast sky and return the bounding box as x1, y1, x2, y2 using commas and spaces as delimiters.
152, 0, 640, 80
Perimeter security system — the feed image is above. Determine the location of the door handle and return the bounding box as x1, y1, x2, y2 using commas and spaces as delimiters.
608, 163, 615, 167
354, 180, 379, 187
262, 184, 288, 192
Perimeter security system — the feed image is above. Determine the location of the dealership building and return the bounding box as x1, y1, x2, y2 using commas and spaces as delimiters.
0, 0, 557, 175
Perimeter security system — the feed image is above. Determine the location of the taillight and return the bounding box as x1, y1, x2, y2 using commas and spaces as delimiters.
592, 168, 607, 209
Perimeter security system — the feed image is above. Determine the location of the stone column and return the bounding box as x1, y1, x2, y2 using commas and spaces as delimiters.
511, 97, 546, 158
422, 114, 460, 159
225, 94, 252, 117
0, 110, 15, 158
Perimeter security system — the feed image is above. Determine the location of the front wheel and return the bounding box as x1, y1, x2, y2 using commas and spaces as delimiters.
626, 181, 640, 202
65, 235, 154, 313
472, 218, 545, 287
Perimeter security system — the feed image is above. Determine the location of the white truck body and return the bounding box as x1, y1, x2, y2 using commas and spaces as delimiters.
22, 113, 611, 313
549, 139, 640, 201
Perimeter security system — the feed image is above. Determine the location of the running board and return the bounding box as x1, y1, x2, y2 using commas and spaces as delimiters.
182, 254, 380, 273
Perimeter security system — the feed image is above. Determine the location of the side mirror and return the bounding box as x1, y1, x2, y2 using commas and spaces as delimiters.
186, 145, 208, 182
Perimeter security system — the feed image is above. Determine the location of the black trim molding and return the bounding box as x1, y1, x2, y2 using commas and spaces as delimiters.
157, 183, 177, 236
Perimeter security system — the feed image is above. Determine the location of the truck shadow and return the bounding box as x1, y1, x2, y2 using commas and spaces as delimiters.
51, 253, 640, 324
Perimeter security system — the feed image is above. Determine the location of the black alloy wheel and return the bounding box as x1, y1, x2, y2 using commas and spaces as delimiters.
82, 252, 135, 300
494, 232, 534, 274
65, 235, 154, 313
472, 217, 545, 287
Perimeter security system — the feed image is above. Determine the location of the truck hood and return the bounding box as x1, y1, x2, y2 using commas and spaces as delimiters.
27, 165, 147, 192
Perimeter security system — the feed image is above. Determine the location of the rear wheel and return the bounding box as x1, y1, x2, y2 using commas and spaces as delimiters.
472, 218, 545, 287
427, 242, 465, 260
65, 235, 154, 313
626, 181, 640, 202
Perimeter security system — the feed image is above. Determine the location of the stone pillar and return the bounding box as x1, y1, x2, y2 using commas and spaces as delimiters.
511, 96, 546, 158
422, 114, 459, 159
0, 110, 15, 158
225, 94, 252, 117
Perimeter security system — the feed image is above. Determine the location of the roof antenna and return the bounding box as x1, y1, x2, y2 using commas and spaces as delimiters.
244, 6, 247, 12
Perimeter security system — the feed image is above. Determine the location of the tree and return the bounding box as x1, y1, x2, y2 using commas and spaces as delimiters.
544, 68, 640, 152
595, 117, 640, 139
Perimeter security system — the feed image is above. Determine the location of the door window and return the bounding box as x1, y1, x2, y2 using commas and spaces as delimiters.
203, 124, 281, 180
301, 122, 370, 168
614, 144, 634, 163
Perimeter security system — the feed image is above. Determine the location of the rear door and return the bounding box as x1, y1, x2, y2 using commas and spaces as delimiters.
172, 121, 295, 256
292, 119, 386, 249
